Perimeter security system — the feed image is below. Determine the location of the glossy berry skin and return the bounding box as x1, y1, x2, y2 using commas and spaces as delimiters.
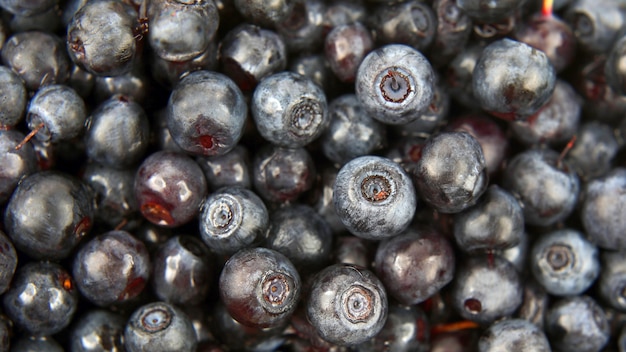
85, 95, 150, 169
429, 0, 472, 67
233, 0, 294, 27
445, 43, 482, 110
606, 35, 626, 95
265, 204, 333, 272
598, 251, 626, 312
581, 168, 626, 250
320, 94, 386, 165
415, 131, 488, 214
3, 261, 78, 336
70, 309, 126, 352
478, 319, 550, 352
355, 44, 435, 125
307, 263, 388, 346
11, 337, 63, 352
545, 296, 609, 352
66, 0, 138, 76
375, 227, 455, 305
220, 24, 286, 91
73, 230, 150, 307
530, 229, 599, 296
0, 130, 37, 205
125, 301, 197, 352
152, 235, 212, 306
358, 304, 429, 352
252, 144, 315, 203
83, 163, 138, 228
514, 14, 576, 73
26, 84, 87, 145
324, 22, 373, 83
567, 121, 618, 181
394, 80, 450, 137
219, 247, 301, 328
510, 80, 581, 146
150, 39, 219, 88
333, 156, 416, 240
0, 0, 56, 16
451, 255, 522, 325
473, 38, 556, 121
4, 171, 94, 260
275, 0, 325, 53
503, 148, 579, 227
196, 145, 251, 190
1, 31, 70, 91
516, 279, 549, 329
252, 71, 329, 148
0, 230, 17, 295
147, 0, 219, 62
167, 70, 247, 157
92, 66, 149, 104
565, 0, 625, 54
454, 185, 524, 253
371, 1, 437, 51
200, 187, 268, 255
134, 151, 208, 227
0, 65, 27, 127
456, 0, 520, 23
289, 53, 337, 93
446, 114, 507, 174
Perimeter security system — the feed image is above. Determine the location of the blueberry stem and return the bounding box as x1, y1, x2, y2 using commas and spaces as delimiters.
15, 122, 44, 151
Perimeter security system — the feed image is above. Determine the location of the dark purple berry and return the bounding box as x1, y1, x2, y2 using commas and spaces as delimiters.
478, 319, 550, 352
70, 309, 126, 352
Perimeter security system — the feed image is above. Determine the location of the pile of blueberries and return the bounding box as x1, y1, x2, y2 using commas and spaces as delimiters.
3, 0, 626, 350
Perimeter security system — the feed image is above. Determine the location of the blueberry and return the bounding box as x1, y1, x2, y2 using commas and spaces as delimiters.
252, 71, 329, 148
147, 0, 219, 62
219, 247, 301, 328
275, 0, 325, 53
498, 230, 529, 273
199, 186, 269, 255
92, 65, 149, 104
67, 0, 139, 76
1, 31, 70, 91
150, 39, 218, 88
473, 38, 556, 121
6, 5, 62, 33
25, 84, 87, 146
167, 70, 247, 157
320, 94, 386, 165
82, 163, 139, 228
68, 64, 95, 99
233, 0, 295, 27
565, 0, 625, 54
597, 250, 626, 311
0, 230, 17, 295
530, 229, 599, 296
289, 53, 338, 94
445, 43, 483, 110
0, 65, 27, 128
321, 0, 366, 31
371, 0, 437, 51
375, 227, 455, 305
606, 35, 626, 95
567, 121, 619, 181
152, 235, 213, 305
324, 22, 374, 83
252, 144, 316, 203
503, 148, 579, 227
265, 204, 333, 273
509, 80, 581, 147
309, 166, 346, 234
394, 80, 450, 137
196, 145, 251, 191
134, 151, 208, 227
70, 309, 126, 352
0, 0, 57, 16
4, 171, 94, 260
333, 155, 416, 240
11, 336, 63, 352
84, 94, 150, 169
451, 255, 523, 325
478, 319, 551, 352
545, 295, 610, 352
0, 130, 37, 205
334, 235, 373, 268
358, 303, 430, 352
454, 185, 524, 253
125, 301, 197, 352
429, 0, 472, 67
581, 167, 626, 249
73, 230, 151, 306
3, 261, 78, 336
516, 278, 549, 329
414, 131, 488, 214
355, 44, 435, 125
456, 0, 521, 23
306, 263, 388, 346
